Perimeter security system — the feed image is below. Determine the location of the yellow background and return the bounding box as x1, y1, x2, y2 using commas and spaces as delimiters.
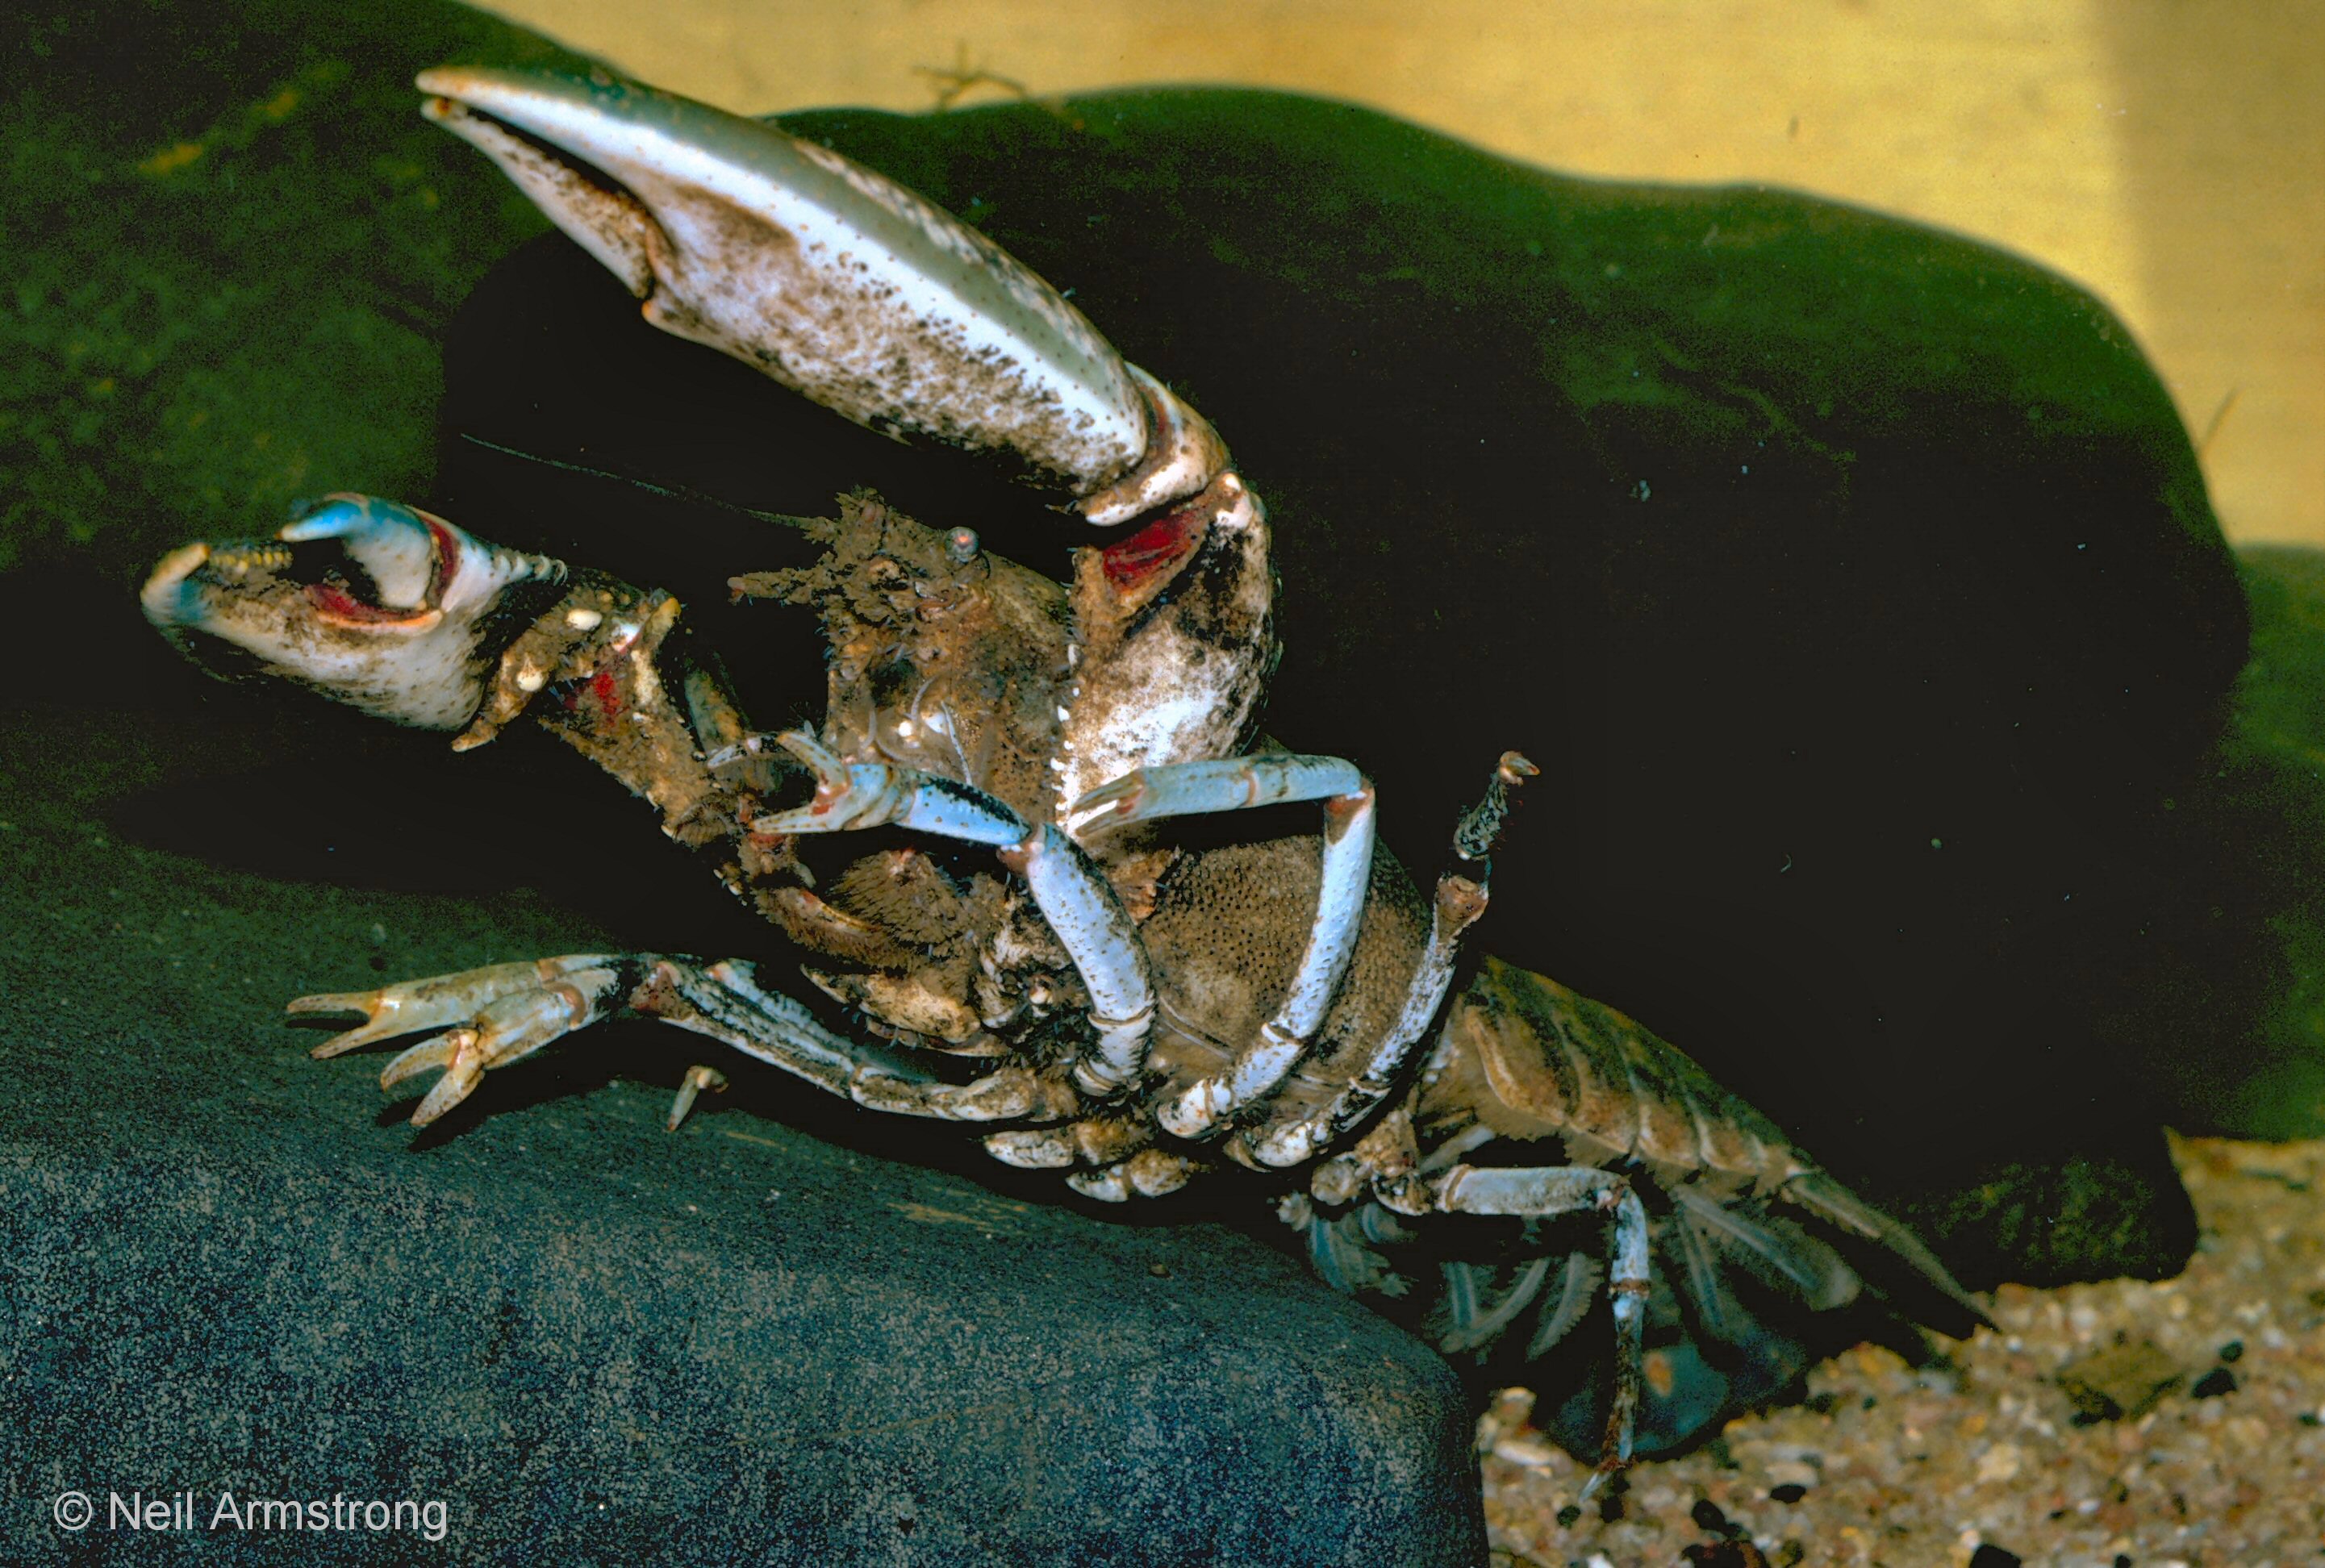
482, 0, 2323, 547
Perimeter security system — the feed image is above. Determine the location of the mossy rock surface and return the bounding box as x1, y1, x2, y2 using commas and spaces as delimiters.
0, 0, 596, 571
2116, 544, 2325, 1141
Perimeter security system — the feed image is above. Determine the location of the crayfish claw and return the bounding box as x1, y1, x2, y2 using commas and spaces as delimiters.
408, 1045, 489, 1128
772, 728, 848, 783
287, 989, 406, 1059
379, 1031, 463, 1091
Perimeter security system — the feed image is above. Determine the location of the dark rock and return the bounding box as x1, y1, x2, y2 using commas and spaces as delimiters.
1768, 1483, 1809, 1503
0, 711, 1485, 1566
1968, 1545, 2024, 1568
2115, 545, 2325, 1139
1691, 1497, 1734, 1534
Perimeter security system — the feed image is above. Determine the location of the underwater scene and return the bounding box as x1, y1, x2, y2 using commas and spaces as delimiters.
3, 2, 2319, 1563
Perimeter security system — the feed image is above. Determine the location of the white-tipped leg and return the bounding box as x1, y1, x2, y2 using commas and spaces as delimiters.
1009, 824, 1154, 1096
1428, 1163, 1651, 1494
1071, 755, 1375, 1137
1065, 754, 1365, 837
290, 954, 623, 1059
1242, 752, 1530, 1168
299, 953, 1079, 1130
294, 958, 625, 1125
637, 957, 1081, 1124
1242, 870, 1486, 1169
754, 731, 1026, 843
666, 1064, 729, 1131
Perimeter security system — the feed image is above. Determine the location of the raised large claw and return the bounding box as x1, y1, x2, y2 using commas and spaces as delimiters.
415, 68, 1278, 807
415, 66, 1223, 528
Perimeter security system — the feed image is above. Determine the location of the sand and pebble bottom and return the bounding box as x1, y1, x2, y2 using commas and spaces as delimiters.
1481, 1136, 2325, 1567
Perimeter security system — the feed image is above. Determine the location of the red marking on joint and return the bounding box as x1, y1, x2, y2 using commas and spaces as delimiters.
590, 668, 622, 719
1098, 503, 1207, 592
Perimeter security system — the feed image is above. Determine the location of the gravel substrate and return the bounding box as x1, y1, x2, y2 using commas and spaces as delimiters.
1482, 1136, 2325, 1567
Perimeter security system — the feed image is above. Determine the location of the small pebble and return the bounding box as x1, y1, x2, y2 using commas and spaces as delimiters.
1690, 1499, 1730, 1534
1768, 1483, 1808, 1503
2189, 1366, 2237, 1399
1968, 1547, 2023, 1568
2217, 1339, 2243, 1362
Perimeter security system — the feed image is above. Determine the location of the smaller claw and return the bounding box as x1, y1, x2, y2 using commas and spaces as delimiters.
298, 958, 624, 1126
289, 955, 621, 1057
753, 731, 1027, 846
289, 985, 468, 1061
380, 1030, 465, 1089
753, 730, 901, 834
410, 1039, 490, 1128
666, 1064, 729, 1131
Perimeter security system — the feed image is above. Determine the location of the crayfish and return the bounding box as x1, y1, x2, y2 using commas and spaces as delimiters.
141, 65, 1987, 1487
